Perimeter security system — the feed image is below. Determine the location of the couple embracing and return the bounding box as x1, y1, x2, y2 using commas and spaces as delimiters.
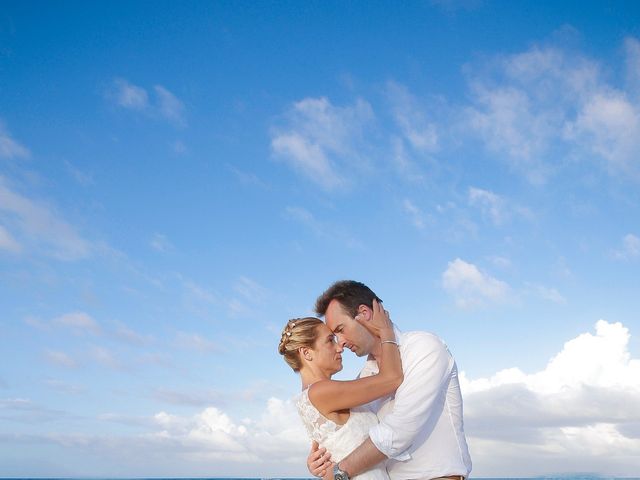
278, 280, 472, 480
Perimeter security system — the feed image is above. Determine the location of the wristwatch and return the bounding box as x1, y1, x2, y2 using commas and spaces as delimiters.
333, 463, 350, 480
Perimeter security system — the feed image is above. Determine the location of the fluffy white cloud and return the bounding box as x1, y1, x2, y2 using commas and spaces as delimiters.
465, 82, 557, 184
0, 177, 92, 260
461, 319, 640, 476
566, 90, 640, 178
271, 97, 374, 190
5, 397, 310, 477
465, 40, 640, 183
442, 258, 510, 308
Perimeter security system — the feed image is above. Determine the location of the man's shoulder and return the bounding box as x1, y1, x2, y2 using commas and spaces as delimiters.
400, 330, 450, 355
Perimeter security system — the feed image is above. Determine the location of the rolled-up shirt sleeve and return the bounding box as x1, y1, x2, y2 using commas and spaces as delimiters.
369, 333, 453, 461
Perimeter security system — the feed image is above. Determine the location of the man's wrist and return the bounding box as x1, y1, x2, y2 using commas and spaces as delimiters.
333, 462, 349, 480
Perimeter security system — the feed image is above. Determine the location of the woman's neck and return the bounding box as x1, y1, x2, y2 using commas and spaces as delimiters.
299, 366, 330, 389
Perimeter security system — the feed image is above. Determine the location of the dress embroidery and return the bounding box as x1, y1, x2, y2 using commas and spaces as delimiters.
295, 387, 389, 480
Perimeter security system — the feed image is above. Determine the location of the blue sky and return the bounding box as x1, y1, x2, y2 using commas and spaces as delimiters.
1, 0, 640, 477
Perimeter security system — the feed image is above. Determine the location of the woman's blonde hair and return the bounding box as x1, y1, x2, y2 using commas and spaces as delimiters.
278, 317, 324, 372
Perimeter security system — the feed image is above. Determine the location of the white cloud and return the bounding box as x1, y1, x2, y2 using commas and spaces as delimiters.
612, 233, 640, 260
44, 379, 85, 395
271, 97, 374, 190
386, 81, 438, 152
113, 78, 149, 110
154, 86, 187, 127
486, 255, 511, 269
0, 177, 92, 260
233, 276, 268, 303
284, 206, 362, 249
52, 312, 102, 336
150, 233, 173, 252
527, 284, 566, 304
468, 187, 508, 225
16, 397, 310, 476
465, 82, 557, 184
390, 136, 425, 182
461, 320, 640, 476
174, 332, 219, 353
64, 160, 94, 186
177, 275, 219, 318
44, 350, 77, 368
147, 397, 308, 464
402, 198, 428, 230
468, 187, 533, 227
625, 37, 640, 95
0, 122, 30, 159
90, 346, 121, 370
442, 258, 510, 308
153, 388, 224, 407
566, 90, 640, 178
464, 41, 640, 183
113, 323, 154, 346
172, 140, 188, 154
110, 79, 186, 127
0, 224, 22, 253
0, 398, 67, 423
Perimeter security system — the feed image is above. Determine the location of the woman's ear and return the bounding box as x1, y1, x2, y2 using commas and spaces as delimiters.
299, 346, 312, 361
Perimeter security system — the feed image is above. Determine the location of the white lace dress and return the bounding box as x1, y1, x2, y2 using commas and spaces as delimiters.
295, 387, 389, 480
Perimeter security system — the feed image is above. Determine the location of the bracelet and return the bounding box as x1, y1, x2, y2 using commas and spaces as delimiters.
381, 340, 399, 346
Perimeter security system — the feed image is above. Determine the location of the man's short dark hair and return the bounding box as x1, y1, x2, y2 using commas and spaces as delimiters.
315, 280, 382, 318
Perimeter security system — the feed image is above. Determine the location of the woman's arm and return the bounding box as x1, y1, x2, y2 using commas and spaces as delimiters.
310, 300, 403, 414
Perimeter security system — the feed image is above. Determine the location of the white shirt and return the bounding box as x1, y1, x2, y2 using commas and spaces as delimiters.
360, 328, 472, 480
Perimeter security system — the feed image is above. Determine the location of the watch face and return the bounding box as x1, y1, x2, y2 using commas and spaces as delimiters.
333, 463, 348, 480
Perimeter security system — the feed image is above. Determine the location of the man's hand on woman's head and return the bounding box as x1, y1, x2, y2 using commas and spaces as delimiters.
308, 440, 333, 477
355, 299, 393, 339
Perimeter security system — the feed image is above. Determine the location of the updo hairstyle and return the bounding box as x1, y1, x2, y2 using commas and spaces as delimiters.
278, 317, 324, 372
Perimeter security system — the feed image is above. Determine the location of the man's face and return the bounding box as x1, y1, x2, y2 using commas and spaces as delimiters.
325, 299, 376, 357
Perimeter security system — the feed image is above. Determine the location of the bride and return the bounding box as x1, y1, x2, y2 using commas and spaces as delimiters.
278, 300, 402, 480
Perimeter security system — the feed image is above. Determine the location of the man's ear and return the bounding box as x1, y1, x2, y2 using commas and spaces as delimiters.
356, 304, 371, 321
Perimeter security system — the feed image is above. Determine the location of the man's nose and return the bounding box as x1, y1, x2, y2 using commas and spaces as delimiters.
335, 341, 344, 353
336, 334, 346, 348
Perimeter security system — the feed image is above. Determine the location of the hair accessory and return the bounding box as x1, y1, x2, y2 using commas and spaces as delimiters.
290, 322, 296, 328
286, 332, 292, 336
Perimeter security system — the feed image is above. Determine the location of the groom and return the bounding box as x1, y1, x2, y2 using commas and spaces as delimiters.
307, 280, 472, 480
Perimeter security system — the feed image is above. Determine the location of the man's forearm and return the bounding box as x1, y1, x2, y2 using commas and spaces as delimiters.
339, 437, 387, 478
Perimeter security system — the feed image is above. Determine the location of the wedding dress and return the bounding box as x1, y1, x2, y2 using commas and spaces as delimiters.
295, 387, 389, 480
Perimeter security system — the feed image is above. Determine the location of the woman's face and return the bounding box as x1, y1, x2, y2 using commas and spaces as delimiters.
312, 323, 343, 375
